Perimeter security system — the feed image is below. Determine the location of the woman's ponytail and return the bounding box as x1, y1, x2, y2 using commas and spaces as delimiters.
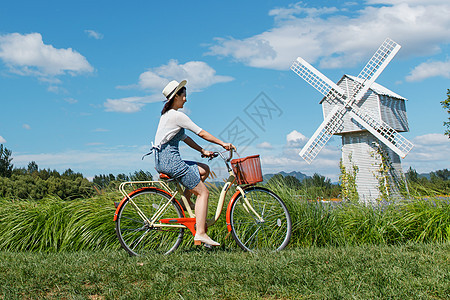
161, 98, 174, 115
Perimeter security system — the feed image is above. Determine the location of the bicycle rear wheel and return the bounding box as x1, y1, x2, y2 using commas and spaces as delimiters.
115, 187, 184, 255
230, 186, 292, 252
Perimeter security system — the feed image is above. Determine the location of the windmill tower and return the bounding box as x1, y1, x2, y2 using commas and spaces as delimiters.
290, 38, 413, 203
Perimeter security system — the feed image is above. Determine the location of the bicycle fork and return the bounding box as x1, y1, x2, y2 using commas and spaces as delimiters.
236, 186, 264, 223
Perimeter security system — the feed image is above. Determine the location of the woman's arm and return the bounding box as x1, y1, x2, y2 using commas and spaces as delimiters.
183, 136, 204, 153
183, 130, 235, 157
197, 130, 224, 147
183, 136, 216, 157
198, 130, 236, 151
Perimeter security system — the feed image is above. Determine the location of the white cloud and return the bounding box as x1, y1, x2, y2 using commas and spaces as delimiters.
0, 32, 93, 78
22, 124, 31, 130
138, 59, 234, 92
406, 59, 450, 82
286, 130, 308, 148
269, 2, 339, 21
207, 1, 450, 70
403, 133, 450, 173
257, 141, 273, 149
86, 142, 104, 146
64, 98, 78, 104
104, 95, 160, 113
413, 133, 449, 145
107, 60, 234, 113
0, 136, 6, 143
366, 0, 448, 4
85, 30, 103, 40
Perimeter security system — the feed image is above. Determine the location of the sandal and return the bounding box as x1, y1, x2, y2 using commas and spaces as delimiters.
194, 234, 220, 246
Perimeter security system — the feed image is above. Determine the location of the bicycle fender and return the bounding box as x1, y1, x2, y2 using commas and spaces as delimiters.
225, 190, 242, 232
113, 187, 184, 221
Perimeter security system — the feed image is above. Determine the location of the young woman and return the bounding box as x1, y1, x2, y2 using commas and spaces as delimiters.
153, 80, 235, 246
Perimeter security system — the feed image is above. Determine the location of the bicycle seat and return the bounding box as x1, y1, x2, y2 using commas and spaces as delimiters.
159, 173, 172, 180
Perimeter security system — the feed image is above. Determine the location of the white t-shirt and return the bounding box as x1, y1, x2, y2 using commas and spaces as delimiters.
154, 109, 202, 147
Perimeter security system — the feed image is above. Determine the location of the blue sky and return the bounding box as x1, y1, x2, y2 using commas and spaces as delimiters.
1, 0, 449, 181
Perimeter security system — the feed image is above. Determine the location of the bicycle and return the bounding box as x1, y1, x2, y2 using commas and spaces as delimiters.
113, 150, 292, 255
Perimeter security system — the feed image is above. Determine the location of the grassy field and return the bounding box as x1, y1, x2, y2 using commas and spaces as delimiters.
0, 184, 448, 298
1, 243, 448, 299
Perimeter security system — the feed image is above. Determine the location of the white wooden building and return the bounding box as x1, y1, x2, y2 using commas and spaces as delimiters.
321, 75, 409, 203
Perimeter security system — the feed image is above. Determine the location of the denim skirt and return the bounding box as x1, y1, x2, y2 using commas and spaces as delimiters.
154, 129, 201, 190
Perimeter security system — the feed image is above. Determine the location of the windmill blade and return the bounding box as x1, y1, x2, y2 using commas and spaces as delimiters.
348, 108, 413, 158
299, 105, 346, 164
348, 38, 401, 105
291, 57, 347, 104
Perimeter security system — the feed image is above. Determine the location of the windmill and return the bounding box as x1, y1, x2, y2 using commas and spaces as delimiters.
290, 38, 413, 202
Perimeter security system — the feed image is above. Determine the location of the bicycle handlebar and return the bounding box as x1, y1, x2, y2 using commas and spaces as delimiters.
201, 148, 235, 162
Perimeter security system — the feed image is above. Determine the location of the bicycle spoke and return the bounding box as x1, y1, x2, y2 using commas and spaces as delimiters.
230, 187, 292, 252
120, 215, 145, 225
243, 224, 262, 247
121, 226, 147, 232
131, 229, 150, 251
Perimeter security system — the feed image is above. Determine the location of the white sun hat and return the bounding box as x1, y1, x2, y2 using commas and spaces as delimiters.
162, 80, 187, 101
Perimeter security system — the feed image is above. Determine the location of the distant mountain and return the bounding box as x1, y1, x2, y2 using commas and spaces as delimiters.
263, 171, 309, 183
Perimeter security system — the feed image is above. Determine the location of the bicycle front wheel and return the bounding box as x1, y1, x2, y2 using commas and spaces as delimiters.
115, 187, 184, 256
230, 186, 292, 252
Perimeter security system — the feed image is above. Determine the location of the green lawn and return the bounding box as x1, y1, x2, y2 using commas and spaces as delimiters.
1, 243, 448, 299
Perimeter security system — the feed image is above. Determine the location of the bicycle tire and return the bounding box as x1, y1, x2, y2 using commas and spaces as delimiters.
115, 187, 184, 256
230, 186, 292, 252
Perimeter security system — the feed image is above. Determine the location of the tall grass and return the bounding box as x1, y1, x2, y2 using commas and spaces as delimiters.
0, 195, 119, 252
0, 184, 448, 252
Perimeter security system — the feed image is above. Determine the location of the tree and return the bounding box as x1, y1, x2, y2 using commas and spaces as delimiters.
27, 161, 39, 174
129, 170, 152, 181
303, 173, 332, 189
0, 144, 14, 177
283, 175, 302, 189
62, 168, 83, 180
431, 169, 449, 181
441, 89, 450, 138
116, 173, 130, 181
405, 166, 419, 182
93, 173, 116, 189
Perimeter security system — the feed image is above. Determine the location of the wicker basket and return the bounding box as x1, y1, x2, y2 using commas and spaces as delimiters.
230, 155, 263, 185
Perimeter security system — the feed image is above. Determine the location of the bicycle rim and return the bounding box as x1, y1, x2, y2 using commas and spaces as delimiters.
115, 188, 184, 255
230, 187, 292, 252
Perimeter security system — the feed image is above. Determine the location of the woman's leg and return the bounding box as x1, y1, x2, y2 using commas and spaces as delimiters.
183, 163, 210, 205
189, 180, 210, 236
197, 162, 210, 181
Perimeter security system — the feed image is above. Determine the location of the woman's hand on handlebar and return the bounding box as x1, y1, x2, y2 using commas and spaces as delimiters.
222, 143, 236, 151
201, 149, 217, 158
